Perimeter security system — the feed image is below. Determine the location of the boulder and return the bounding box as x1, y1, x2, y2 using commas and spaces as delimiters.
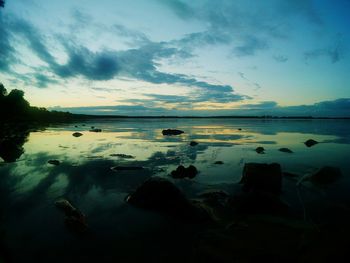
279, 148, 293, 153
48, 160, 60, 166
310, 166, 342, 185
230, 192, 289, 215
304, 139, 318, 147
55, 199, 87, 233
126, 177, 209, 221
162, 129, 184, 136
255, 147, 265, 154
72, 132, 83, 137
240, 163, 282, 195
171, 165, 198, 179
190, 141, 198, 146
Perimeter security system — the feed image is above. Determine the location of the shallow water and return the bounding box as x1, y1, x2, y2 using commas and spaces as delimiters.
1, 118, 350, 262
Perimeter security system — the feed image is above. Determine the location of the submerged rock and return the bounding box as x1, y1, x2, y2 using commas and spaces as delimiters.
189, 141, 198, 146
72, 132, 83, 137
238, 128, 242, 131
126, 177, 209, 221
111, 166, 144, 171
171, 165, 198, 179
230, 192, 289, 215
55, 199, 87, 233
162, 129, 184, 136
304, 139, 318, 147
240, 163, 282, 195
279, 148, 293, 153
48, 160, 60, 166
214, 161, 224, 165
109, 154, 135, 159
255, 147, 265, 154
89, 128, 102, 132
310, 166, 342, 185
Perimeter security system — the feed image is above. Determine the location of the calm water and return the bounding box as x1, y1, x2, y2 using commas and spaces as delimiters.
1, 118, 350, 262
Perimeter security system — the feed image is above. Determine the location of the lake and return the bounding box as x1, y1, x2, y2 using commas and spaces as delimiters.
1, 118, 350, 262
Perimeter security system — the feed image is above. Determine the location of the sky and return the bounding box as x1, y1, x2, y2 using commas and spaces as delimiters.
0, 0, 349, 116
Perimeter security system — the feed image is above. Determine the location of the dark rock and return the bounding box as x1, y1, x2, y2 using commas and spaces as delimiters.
230, 192, 289, 215
110, 153, 134, 159
255, 147, 265, 154
72, 132, 83, 137
240, 163, 282, 195
214, 161, 224, 165
91, 126, 95, 129
238, 128, 242, 131
74, 125, 78, 128
89, 128, 102, 132
55, 199, 87, 233
279, 148, 293, 153
111, 166, 144, 171
310, 166, 342, 185
48, 160, 60, 166
162, 129, 184, 136
126, 177, 209, 221
171, 165, 198, 179
189, 141, 198, 146
304, 139, 318, 147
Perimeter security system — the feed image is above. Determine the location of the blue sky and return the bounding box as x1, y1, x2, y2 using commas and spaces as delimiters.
0, 0, 349, 116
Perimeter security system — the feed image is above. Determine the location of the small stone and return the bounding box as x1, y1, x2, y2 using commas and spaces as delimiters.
72, 132, 83, 137
255, 147, 265, 154
89, 128, 102, 132
279, 148, 293, 153
171, 165, 198, 179
189, 141, 198, 146
214, 161, 224, 165
304, 139, 318, 147
162, 129, 184, 136
48, 160, 60, 166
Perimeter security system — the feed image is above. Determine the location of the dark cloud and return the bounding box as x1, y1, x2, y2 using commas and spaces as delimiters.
241, 101, 278, 110
234, 36, 268, 56
273, 55, 288, 63
159, 0, 194, 19
304, 34, 346, 63
0, 16, 15, 72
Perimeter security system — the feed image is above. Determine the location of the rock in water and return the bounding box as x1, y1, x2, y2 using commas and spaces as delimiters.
111, 166, 143, 171
240, 163, 282, 195
279, 148, 293, 153
55, 199, 87, 233
304, 139, 318, 147
171, 165, 198, 179
72, 132, 83, 137
189, 141, 198, 146
255, 147, 265, 154
126, 177, 208, 221
89, 128, 102, 132
48, 160, 60, 166
109, 154, 135, 159
310, 166, 342, 185
214, 161, 224, 165
162, 129, 184, 136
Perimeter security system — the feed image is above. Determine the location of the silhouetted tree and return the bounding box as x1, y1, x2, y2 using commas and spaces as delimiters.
0, 83, 6, 97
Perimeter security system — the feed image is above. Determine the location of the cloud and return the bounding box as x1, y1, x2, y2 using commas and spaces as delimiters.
0, 16, 15, 72
159, 0, 194, 20
234, 36, 268, 57
241, 101, 278, 110
273, 55, 288, 63
304, 34, 346, 63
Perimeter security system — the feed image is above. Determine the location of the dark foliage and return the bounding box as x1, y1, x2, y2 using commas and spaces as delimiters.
0, 83, 75, 122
